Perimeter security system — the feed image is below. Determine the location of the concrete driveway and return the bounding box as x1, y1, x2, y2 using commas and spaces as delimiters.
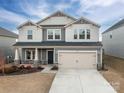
49, 69, 117, 93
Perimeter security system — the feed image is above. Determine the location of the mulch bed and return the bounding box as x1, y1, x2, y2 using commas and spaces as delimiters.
0, 64, 44, 76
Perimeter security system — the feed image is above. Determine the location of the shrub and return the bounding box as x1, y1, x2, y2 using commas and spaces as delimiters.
19, 65, 25, 69
26, 65, 32, 70
37, 66, 44, 70
51, 65, 58, 70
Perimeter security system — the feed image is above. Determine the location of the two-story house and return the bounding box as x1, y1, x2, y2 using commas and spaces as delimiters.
13, 11, 102, 69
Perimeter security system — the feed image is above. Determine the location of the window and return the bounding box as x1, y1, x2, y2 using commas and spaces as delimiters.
27, 30, 32, 39
55, 30, 61, 39
79, 29, 85, 39
25, 50, 35, 60
73, 29, 91, 40
48, 29, 53, 39
26, 51, 31, 59
74, 30, 78, 39
110, 35, 112, 39
47, 29, 61, 40
86, 29, 90, 39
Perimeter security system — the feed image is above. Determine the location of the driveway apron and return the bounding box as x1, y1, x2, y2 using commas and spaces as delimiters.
49, 69, 117, 93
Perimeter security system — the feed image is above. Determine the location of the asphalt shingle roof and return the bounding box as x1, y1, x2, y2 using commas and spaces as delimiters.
0, 27, 18, 38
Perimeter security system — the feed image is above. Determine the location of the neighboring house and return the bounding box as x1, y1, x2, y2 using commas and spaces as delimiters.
13, 11, 102, 69
0, 27, 18, 58
102, 19, 124, 59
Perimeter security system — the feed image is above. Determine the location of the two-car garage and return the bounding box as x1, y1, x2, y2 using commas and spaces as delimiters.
58, 50, 97, 69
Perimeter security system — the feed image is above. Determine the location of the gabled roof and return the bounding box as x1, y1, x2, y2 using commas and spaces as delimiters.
36, 11, 77, 24
17, 20, 41, 29
65, 17, 100, 28
102, 18, 124, 34
0, 27, 18, 38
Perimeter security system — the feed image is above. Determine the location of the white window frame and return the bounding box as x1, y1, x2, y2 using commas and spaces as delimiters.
27, 30, 33, 40
47, 29, 61, 41
73, 29, 91, 40
25, 50, 35, 60
86, 29, 90, 39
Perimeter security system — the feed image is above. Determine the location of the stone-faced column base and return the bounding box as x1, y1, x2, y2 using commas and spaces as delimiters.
14, 60, 20, 66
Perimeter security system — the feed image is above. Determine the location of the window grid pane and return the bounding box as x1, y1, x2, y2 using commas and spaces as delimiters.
74, 30, 78, 39
87, 29, 90, 39
55, 30, 61, 39
48, 30, 53, 39
27, 30, 32, 39
79, 29, 85, 39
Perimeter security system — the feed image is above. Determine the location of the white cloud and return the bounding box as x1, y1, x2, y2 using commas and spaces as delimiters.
54, 0, 76, 11
54, 3, 71, 10
0, 8, 27, 25
76, 0, 124, 31
19, 0, 50, 19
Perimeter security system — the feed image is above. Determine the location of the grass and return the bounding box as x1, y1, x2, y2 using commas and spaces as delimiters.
0, 72, 55, 93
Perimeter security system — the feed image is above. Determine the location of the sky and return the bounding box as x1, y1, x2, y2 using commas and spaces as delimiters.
0, 0, 124, 35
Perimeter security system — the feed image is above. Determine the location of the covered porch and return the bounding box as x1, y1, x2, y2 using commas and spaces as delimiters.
14, 48, 55, 65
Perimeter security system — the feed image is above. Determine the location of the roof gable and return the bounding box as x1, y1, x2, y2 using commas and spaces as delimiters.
17, 20, 41, 29
65, 17, 100, 28
0, 27, 18, 38
37, 11, 76, 25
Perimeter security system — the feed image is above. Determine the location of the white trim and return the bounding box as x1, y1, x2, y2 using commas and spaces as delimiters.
64, 17, 100, 28
47, 29, 61, 41
58, 50, 98, 68
73, 29, 91, 40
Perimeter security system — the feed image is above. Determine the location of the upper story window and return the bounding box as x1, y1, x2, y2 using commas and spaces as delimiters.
47, 29, 61, 40
79, 29, 85, 39
73, 29, 91, 40
74, 30, 78, 39
48, 29, 53, 39
110, 34, 112, 39
27, 30, 33, 39
86, 29, 90, 39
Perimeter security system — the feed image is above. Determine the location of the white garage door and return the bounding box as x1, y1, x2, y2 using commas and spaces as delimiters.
58, 51, 97, 69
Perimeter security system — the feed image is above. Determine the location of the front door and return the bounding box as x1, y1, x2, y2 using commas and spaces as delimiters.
48, 51, 53, 64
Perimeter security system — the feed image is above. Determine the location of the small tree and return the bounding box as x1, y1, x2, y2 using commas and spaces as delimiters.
0, 50, 5, 75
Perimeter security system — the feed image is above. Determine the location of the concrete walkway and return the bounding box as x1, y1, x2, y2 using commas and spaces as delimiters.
41, 65, 57, 73
49, 69, 117, 93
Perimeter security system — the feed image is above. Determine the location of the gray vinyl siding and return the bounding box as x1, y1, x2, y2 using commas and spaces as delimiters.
41, 49, 47, 61
42, 28, 65, 41
0, 36, 17, 57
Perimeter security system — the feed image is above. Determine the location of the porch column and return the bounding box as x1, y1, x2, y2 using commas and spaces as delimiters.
34, 48, 38, 66
100, 48, 103, 69
14, 48, 19, 65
